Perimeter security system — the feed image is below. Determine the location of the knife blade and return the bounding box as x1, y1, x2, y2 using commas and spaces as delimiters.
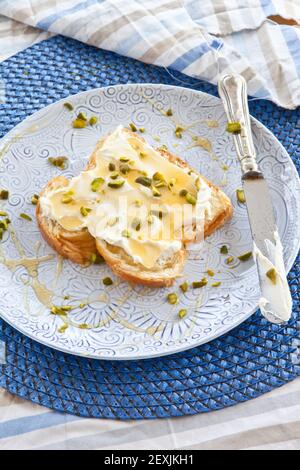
242, 175, 277, 253
218, 74, 292, 324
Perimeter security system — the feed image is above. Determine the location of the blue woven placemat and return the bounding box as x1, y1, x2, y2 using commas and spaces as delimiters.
0, 36, 299, 420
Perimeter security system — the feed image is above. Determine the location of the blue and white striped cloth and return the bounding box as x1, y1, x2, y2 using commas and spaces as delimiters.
0, 0, 299, 109
1, 381, 300, 449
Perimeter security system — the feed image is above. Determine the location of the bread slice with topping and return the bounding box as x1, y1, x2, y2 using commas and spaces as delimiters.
37, 127, 232, 287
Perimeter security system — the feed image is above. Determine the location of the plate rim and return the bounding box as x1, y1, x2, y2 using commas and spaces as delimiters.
0, 82, 299, 361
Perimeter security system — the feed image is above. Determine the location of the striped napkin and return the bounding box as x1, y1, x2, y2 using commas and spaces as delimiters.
1, 380, 300, 449
0, 0, 299, 109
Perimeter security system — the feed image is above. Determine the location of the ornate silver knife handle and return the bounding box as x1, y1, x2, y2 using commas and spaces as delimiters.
218, 74, 261, 178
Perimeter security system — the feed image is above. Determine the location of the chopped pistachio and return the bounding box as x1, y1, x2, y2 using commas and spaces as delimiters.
0, 219, 9, 230
152, 186, 161, 197
131, 217, 141, 231
122, 229, 131, 238
108, 180, 125, 189
107, 216, 119, 227
63, 102, 74, 111
178, 309, 187, 319
80, 207, 92, 217
175, 127, 183, 138
91, 177, 105, 192
153, 172, 165, 182
77, 112, 87, 121
238, 251, 252, 262
185, 193, 196, 205
31, 194, 39, 205
167, 293, 178, 305
129, 123, 137, 132
147, 214, 154, 224
166, 108, 173, 116
135, 176, 152, 187
154, 180, 167, 189
64, 295, 70, 300
212, 282, 221, 287
58, 324, 69, 334
120, 163, 130, 174
120, 156, 130, 162
110, 171, 119, 180
79, 323, 89, 329
179, 281, 189, 293
108, 162, 116, 171
236, 189, 246, 204
72, 118, 87, 129
0, 228, 3, 241
226, 121, 241, 134
0, 211, 8, 216
192, 278, 208, 289
220, 245, 229, 255
60, 305, 73, 312
89, 116, 98, 126
90, 253, 104, 264
139, 151, 147, 159
207, 269, 215, 277
0, 189, 9, 200
129, 160, 135, 166
79, 303, 87, 309
20, 213, 32, 221
103, 277, 113, 286
158, 144, 168, 152
225, 256, 234, 265
150, 209, 164, 219
61, 195, 73, 204
139, 127, 145, 133
266, 268, 277, 285
48, 156, 68, 169
134, 199, 142, 207
195, 177, 201, 191
180, 191, 190, 201
50, 306, 67, 316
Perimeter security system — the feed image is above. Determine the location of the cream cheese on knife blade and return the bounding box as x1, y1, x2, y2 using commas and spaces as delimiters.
253, 231, 292, 324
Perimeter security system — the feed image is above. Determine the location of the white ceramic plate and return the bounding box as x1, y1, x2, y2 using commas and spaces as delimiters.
0, 84, 299, 360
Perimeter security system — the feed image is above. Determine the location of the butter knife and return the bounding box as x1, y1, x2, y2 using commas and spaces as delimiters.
218, 74, 292, 324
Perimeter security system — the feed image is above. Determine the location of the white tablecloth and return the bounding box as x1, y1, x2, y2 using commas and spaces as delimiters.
0, 9, 299, 451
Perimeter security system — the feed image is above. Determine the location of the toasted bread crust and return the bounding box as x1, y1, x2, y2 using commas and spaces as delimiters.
37, 129, 233, 286
96, 239, 186, 287
36, 176, 97, 265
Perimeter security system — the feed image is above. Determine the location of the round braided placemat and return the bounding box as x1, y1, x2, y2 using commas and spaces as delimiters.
0, 36, 299, 419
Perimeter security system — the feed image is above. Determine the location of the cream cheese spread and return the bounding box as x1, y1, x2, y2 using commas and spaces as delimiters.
253, 231, 292, 323
40, 126, 214, 269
